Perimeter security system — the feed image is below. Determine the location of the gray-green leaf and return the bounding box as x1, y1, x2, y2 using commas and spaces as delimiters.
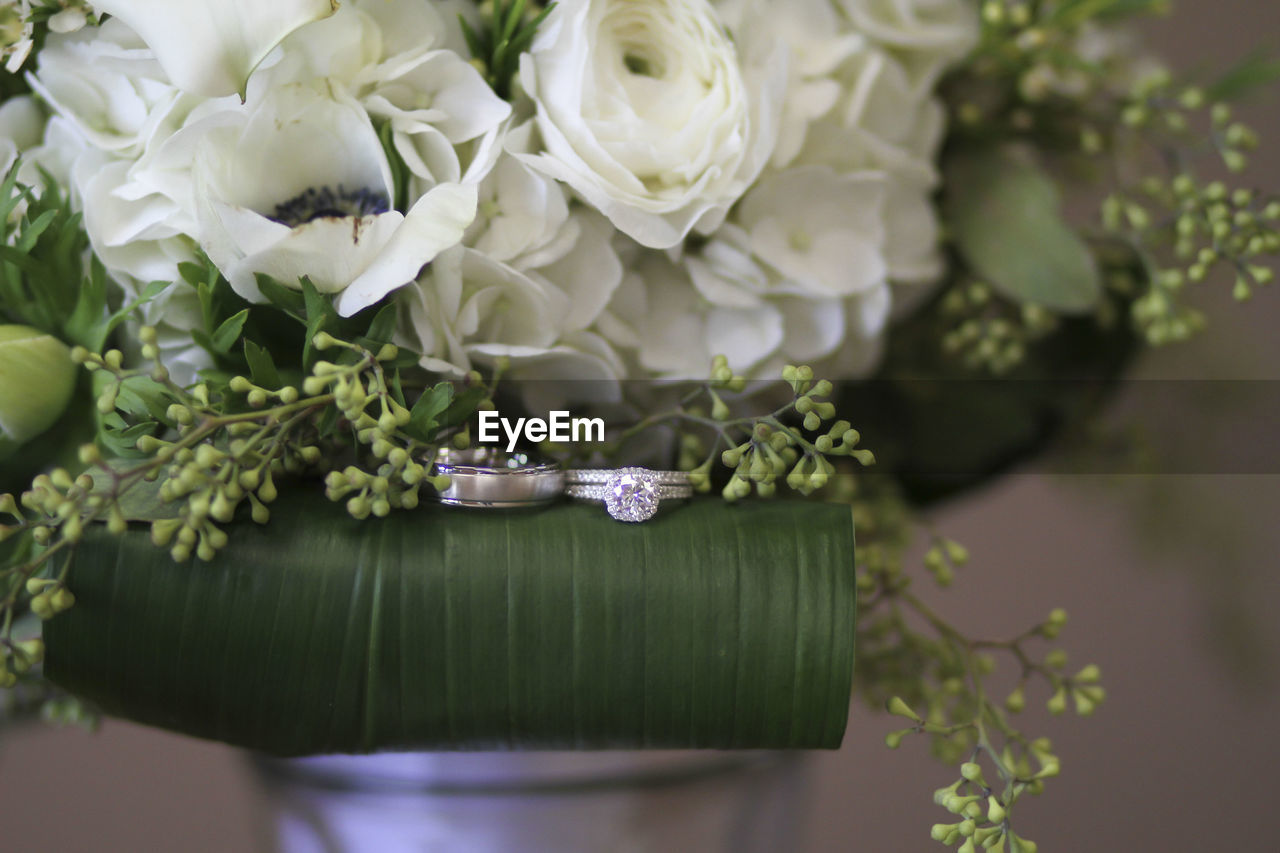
944, 146, 1102, 314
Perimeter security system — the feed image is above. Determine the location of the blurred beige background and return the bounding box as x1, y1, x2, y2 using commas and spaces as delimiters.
3, 2, 1279, 851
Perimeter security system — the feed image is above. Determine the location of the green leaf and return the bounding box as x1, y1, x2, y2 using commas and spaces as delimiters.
1207, 49, 1280, 102
943, 146, 1102, 314
85, 278, 168, 353
44, 491, 857, 755
244, 339, 283, 390
404, 382, 454, 441
211, 308, 249, 355
84, 462, 183, 521
301, 278, 338, 367
256, 274, 307, 318
361, 303, 397, 347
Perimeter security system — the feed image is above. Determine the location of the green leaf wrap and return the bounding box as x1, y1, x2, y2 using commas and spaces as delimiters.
43, 493, 856, 755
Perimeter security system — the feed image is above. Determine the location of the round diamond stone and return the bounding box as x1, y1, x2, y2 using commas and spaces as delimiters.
604, 468, 660, 522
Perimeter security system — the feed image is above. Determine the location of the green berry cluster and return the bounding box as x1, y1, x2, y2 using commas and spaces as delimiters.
312, 335, 454, 518
1105, 174, 1278, 343
939, 283, 1059, 375
75, 336, 334, 562
658, 359, 874, 500
844, 475, 1102, 848
1092, 75, 1280, 344
923, 754, 1055, 853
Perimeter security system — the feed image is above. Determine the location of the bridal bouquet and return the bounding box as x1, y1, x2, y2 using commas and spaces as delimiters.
1, 1, 1277, 848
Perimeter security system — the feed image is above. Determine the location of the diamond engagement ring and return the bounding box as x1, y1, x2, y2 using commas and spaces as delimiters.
564, 468, 692, 523
430, 448, 564, 509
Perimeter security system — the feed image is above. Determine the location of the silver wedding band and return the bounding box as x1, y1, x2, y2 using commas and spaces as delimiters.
430, 448, 564, 508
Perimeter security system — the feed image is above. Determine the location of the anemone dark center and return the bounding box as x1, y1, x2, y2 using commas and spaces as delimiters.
270, 185, 390, 227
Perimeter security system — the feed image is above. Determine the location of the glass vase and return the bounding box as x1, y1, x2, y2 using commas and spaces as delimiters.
251, 751, 809, 852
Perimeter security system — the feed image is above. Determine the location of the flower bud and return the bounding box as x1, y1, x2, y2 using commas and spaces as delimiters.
0, 326, 78, 460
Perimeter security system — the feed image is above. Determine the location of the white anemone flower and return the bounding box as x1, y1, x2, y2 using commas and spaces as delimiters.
187, 81, 475, 316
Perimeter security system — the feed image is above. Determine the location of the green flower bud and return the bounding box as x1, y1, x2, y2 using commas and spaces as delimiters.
0, 326, 78, 461
1005, 685, 1026, 714
1046, 687, 1068, 715
960, 762, 986, 786
249, 494, 270, 524
710, 392, 731, 422
50, 587, 75, 613
1074, 664, 1101, 683
932, 824, 960, 845
887, 696, 922, 722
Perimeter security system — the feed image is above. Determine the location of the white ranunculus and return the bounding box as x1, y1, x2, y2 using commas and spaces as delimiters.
89, 0, 338, 98
183, 81, 475, 317
517, 0, 785, 249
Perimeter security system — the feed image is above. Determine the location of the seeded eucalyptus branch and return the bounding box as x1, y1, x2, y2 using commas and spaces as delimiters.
849, 476, 1104, 853
943, 0, 1279, 371
608, 356, 876, 499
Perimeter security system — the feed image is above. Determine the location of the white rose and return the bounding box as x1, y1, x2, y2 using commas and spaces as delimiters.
517, 0, 785, 249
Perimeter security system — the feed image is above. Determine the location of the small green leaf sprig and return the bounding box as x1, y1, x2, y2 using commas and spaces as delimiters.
460, 0, 557, 100
849, 477, 1104, 852
618, 357, 875, 500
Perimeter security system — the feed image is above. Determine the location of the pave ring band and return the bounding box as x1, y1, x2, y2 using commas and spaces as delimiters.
564, 467, 692, 523
430, 448, 564, 509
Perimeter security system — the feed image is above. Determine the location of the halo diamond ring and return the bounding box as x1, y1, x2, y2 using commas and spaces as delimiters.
564, 467, 692, 523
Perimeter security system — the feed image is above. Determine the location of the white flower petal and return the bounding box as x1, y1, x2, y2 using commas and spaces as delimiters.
91, 0, 339, 97
337, 182, 477, 316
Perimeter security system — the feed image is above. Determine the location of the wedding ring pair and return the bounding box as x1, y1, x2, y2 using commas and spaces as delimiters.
431, 448, 692, 523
